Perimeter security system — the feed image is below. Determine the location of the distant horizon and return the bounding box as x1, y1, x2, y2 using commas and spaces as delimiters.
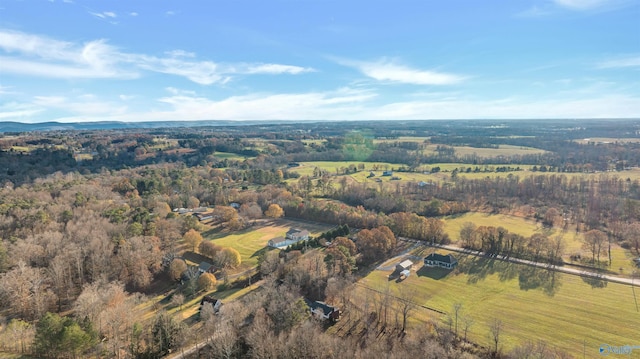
1, 0, 639, 123
2, 117, 640, 133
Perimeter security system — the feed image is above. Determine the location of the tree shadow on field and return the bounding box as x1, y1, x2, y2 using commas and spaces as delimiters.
417, 266, 451, 280
251, 247, 268, 260
581, 276, 608, 288
518, 266, 563, 297
459, 256, 514, 284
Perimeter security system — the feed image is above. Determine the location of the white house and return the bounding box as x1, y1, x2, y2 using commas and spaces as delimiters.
267, 228, 310, 248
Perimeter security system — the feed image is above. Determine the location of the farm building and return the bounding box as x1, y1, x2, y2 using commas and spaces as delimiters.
424, 253, 458, 269
396, 259, 413, 273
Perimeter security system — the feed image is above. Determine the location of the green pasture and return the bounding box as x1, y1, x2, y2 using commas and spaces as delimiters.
214, 151, 252, 160
360, 249, 640, 354
204, 219, 332, 268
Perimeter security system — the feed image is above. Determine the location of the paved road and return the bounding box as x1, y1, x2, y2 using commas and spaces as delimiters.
393, 238, 639, 287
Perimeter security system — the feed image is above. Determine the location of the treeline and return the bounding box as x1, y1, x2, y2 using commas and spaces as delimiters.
459, 223, 564, 265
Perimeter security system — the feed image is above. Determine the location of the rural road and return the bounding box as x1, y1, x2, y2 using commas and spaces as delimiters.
393, 238, 640, 287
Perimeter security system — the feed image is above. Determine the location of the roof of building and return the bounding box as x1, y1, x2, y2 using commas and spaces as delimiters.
269, 236, 286, 244
400, 269, 410, 277
425, 253, 458, 263
287, 228, 310, 237
199, 261, 214, 271
305, 299, 337, 317
397, 259, 414, 269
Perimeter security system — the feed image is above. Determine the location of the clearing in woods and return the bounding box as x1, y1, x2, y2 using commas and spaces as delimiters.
204, 219, 332, 269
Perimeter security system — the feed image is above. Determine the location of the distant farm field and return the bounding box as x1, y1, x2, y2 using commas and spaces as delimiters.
204, 219, 333, 268
424, 144, 547, 157
360, 249, 640, 354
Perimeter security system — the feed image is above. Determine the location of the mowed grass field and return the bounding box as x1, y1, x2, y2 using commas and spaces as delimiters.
360, 249, 640, 354
443, 212, 640, 275
204, 219, 333, 269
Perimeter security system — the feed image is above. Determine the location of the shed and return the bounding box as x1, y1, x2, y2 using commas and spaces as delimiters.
395, 259, 413, 272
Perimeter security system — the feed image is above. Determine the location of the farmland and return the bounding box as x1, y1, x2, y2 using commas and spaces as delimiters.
360, 248, 640, 354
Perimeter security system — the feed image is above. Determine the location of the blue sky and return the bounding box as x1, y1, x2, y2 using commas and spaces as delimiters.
0, 0, 638, 122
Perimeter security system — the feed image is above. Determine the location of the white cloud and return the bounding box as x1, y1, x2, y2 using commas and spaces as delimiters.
0, 30, 136, 79
119, 94, 135, 101
243, 64, 315, 75
165, 49, 195, 58
553, 0, 633, 11
338, 58, 465, 85
516, 5, 555, 17
0, 84, 16, 95
0, 102, 44, 120
33, 95, 128, 116
165, 87, 196, 96
90, 11, 117, 19
0, 29, 314, 84
135, 55, 228, 85
597, 55, 640, 69
166, 11, 176, 16
129, 12, 138, 17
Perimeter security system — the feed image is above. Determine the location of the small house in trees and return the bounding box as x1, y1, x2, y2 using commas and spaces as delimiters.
200, 296, 222, 313
198, 261, 215, 274
268, 228, 310, 248
395, 259, 414, 273
382, 170, 393, 176
305, 299, 340, 322
424, 253, 458, 269
195, 212, 214, 221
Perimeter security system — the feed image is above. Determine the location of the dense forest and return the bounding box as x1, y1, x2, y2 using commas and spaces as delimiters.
0, 119, 638, 359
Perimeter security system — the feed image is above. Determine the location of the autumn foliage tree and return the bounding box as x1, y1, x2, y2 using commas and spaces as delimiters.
198, 272, 218, 291
199, 241, 222, 261
357, 226, 396, 264
216, 247, 242, 269
183, 229, 203, 252
264, 204, 284, 219
169, 258, 187, 281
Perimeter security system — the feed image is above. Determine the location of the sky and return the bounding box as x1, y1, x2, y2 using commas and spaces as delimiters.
0, 0, 639, 123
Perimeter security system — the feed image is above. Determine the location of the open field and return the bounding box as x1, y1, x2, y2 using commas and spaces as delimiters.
441, 212, 640, 274
295, 160, 640, 185
214, 151, 252, 160
204, 219, 333, 268
425, 144, 547, 157
360, 248, 640, 354
443, 212, 544, 240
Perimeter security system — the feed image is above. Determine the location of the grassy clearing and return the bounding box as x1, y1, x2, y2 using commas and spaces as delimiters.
443, 212, 544, 240
214, 151, 251, 160
360, 248, 640, 354
204, 219, 333, 269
